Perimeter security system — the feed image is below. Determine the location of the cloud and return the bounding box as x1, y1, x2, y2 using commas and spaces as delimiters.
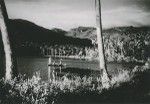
5, 0, 96, 30
135, 0, 150, 11
102, 6, 150, 28
4, 0, 150, 30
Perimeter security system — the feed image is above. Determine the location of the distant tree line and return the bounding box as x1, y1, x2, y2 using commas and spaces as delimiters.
16, 42, 90, 57
15, 30, 150, 62
10, 25, 150, 62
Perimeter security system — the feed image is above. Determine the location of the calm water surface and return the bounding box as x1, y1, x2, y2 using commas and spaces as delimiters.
17, 57, 136, 80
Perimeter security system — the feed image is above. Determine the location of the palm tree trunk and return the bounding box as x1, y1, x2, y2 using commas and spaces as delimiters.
0, 0, 17, 80
95, 0, 110, 88
0, 29, 5, 79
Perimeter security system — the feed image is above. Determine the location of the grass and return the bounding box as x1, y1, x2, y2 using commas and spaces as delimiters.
0, 66, 149, 104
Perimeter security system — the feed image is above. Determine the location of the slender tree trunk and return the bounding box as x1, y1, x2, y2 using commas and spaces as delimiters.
0, 0, 17, 80
95, 0, 110, 88
0, 30, 5, 79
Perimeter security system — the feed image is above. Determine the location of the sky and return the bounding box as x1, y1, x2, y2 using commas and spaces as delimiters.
4, 0, 150, 30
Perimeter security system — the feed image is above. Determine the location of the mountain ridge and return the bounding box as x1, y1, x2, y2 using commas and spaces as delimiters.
7, 19, 93, 46
1, 19, 150, 60
67, 26, 150, 43
7, 19, 150, 43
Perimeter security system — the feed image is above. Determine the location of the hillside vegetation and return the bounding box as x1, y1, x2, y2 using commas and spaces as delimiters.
1, 19, 150, 62
0, 66, 150, 104
67, 26, 150, 62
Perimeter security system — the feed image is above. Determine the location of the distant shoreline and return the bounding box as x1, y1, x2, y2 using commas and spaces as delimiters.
17, 55, 145, 66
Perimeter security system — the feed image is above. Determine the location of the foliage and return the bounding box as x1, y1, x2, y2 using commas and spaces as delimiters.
1, 65, 147, 104
8, 21, 150, 62
15, 26, 150, 63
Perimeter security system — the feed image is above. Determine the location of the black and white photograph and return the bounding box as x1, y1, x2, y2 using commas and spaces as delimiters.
0, 0, 150, 103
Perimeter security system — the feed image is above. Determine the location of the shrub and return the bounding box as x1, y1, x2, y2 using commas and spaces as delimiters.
0, 66, 148, 104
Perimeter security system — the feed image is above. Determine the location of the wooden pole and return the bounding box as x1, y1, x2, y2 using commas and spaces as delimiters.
59, 59, 62, 73
48, 57, 56, 82
95, 0, 110, 88
0, 0, 17, 80
48, 57, 53, 82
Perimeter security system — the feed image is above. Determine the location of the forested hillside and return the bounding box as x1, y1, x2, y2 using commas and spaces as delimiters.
68, 26, 150, 61
1, 19, 150, 62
